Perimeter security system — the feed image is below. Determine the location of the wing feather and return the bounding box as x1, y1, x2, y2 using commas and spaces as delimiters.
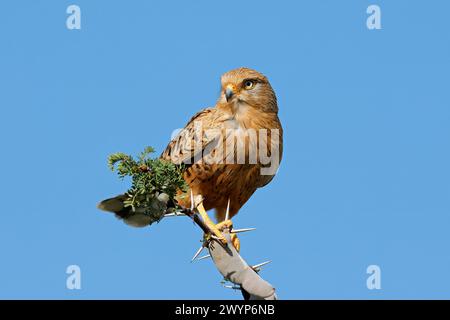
160, 108, 223, 166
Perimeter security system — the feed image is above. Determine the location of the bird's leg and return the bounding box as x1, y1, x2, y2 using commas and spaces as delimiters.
214, 198, 240, 251
209, 219, 240, 251
215, 220, 233, 230
193, 194, 240, 250
230, 233, 240, 252
196, 201, 227, 245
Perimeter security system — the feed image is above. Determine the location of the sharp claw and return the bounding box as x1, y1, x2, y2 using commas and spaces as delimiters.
231, 227, 256, 234
210, 235, 228, 246
210, 235, 221, 241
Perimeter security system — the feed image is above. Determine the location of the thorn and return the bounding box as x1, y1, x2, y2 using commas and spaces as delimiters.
197, 254, 211, 261
190, 190, 195, 210
163, 211, 186, 217
251, 260, 272, 272
191, 245, 205, 262
225, 198, 231, 221
231, 227, 256, 234
222, 284, 241, 290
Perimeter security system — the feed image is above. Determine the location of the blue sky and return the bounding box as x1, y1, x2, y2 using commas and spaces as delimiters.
0, 0, 449, 299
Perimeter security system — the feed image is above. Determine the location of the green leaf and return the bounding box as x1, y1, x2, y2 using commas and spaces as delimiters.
107, 146, 188, 225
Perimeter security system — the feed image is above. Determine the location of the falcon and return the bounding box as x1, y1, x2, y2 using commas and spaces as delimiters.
100, 67, 283, 249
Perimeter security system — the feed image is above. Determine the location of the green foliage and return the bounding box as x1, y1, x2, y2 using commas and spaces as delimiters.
108, 147, 188, 224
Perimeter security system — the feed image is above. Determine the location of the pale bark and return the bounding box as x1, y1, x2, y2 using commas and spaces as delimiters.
174, 207, 277, 300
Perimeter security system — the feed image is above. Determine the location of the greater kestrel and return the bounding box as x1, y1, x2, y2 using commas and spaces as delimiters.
99, 67, 283, 247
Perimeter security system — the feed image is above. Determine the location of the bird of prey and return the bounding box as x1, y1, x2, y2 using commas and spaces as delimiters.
99, 67, 283, 249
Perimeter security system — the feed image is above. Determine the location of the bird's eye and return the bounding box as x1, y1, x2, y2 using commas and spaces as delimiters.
244, 80, 255, 90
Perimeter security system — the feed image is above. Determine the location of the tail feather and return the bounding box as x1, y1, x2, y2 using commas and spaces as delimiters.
97, 194, 131, 219
97, 194, 126, 211
97, 194, 152, 227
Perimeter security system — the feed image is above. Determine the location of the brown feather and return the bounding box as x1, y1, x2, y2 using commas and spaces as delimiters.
160, 67, 283, 221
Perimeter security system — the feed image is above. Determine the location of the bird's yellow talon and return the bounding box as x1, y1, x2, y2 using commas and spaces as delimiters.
230, 233, 240, 252
196, 202, 240, 249
216, 219, 233, 231
196, 202, 227, 244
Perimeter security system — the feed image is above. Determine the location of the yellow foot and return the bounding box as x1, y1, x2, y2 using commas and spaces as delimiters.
196, 202, 227, 245
230, 233, 240, 252
216, 219, 240, 251
216, 219, 233, 231
195, 199, 240, 250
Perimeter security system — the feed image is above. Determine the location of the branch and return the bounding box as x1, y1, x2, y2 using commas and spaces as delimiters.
167, 208, 277, 300
103, 147, 277, 299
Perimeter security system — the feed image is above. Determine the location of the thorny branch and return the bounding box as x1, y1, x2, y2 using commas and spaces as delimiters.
104, 148, 277, 299
165, 206, 277, 300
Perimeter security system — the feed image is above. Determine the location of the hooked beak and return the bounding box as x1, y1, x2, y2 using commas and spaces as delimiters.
225, 87, 234, 102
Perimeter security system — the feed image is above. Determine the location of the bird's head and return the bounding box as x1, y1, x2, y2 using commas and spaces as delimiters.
218, 67, 278, 114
